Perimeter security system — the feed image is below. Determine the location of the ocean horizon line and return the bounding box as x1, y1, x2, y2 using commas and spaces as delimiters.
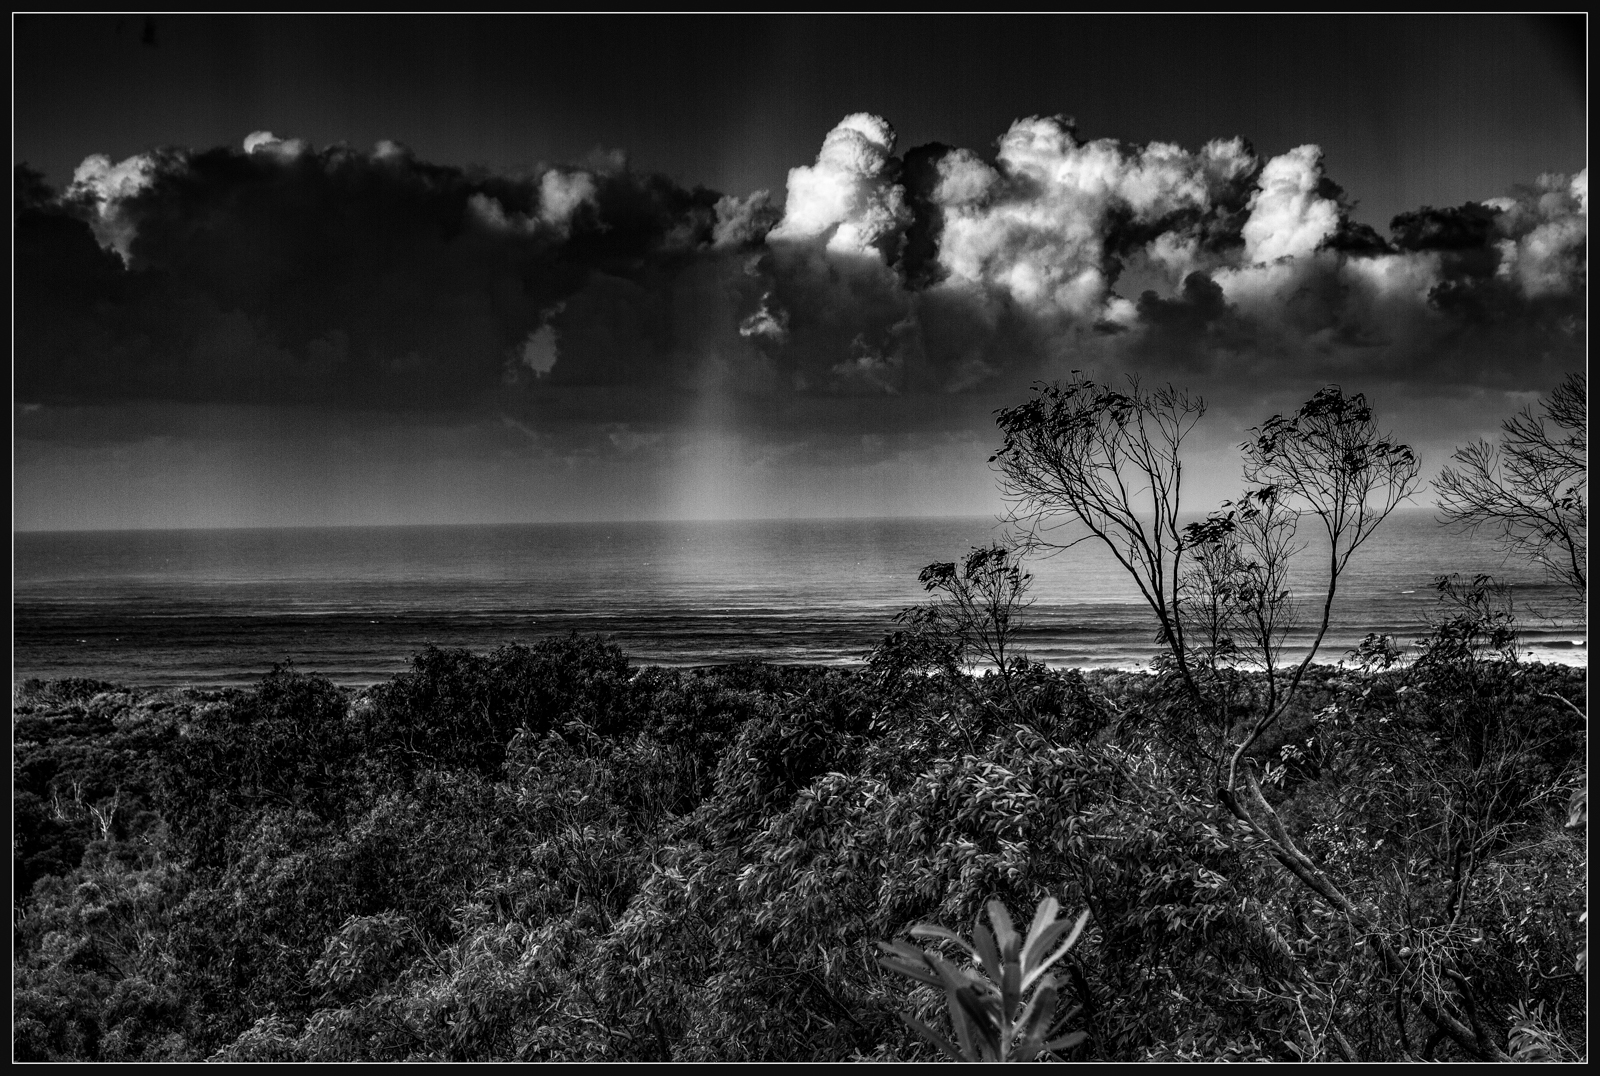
12, 502, 1454, 538
12, 512, 1010, 538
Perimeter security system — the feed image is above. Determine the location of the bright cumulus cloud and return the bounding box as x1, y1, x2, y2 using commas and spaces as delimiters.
769, 112, 907, 256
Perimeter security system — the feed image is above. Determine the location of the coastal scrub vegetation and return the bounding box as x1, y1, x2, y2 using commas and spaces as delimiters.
13, 382, 1586, 1062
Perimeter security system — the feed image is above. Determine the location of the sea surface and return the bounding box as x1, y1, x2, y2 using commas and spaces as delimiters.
12, 514, 1586, 688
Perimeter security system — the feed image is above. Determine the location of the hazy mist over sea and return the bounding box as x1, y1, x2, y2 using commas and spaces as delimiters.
14, 513, 1584, 688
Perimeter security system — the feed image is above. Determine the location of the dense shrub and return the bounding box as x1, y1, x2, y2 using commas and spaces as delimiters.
156, 667, 361, 869
12, 628, 1587, 1061
13, 685, 183, 898
362, 636, 635, 779
14, 791, 88, 902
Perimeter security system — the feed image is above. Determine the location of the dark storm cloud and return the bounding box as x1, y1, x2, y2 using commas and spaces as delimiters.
15, 116, 1587, 454
18, 137, 735, 413
1105, 155, 1586, 393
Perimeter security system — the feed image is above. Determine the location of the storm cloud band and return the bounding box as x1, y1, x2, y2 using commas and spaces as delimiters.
15, 114, 1587, 439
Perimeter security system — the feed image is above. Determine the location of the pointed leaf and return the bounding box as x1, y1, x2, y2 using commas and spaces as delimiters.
990, 902, 1023, 1018
1045, 1029, 1087, 1055
877, 956, 944, 988
1014, 979, 1059, 1055
944, 985, 980, 1062
883, 940, 944, 966
1045, 1002, 1083, 1038
952, 983, 1002, 1061
877, 939, 926, 961
1021, 910, 1089, 993
877, 940, 946, 985
927, 953, 979, 995
908, 923, 976, 957
1023, 896, 1061, 955
1000, 955, 1022, 1021
971, 923, 1003, 988
987, 899, 1019, 954
1022, 916, 1075, 976
896, 1012, 962, 1061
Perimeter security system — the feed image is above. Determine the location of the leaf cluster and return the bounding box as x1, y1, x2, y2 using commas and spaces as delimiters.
12, 617, 1586, 1062
878, 897, 1088, 1061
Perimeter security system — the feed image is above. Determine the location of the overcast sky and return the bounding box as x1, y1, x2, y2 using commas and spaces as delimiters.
13, 14, 1587, 530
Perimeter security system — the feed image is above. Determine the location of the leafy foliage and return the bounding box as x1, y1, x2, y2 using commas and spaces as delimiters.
13, 615, 1586, 1061
878, 896, 1088, 1061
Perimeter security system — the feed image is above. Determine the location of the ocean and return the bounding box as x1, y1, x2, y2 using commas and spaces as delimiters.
11, 513, 1586, 688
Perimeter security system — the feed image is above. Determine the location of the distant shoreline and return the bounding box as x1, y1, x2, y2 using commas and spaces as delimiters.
13, 645, 1587, 699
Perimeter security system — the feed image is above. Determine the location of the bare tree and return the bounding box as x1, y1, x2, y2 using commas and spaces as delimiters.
996, 379, 1519, 1059
994, 377, 1419, 780
1225, 386, 1421, 790
992, 374, 1208, 705
1178, 486, 1302, 726
1435, 371, 1586, 597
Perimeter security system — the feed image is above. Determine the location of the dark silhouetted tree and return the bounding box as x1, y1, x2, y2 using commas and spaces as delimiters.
1434, 371, 1586, 597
